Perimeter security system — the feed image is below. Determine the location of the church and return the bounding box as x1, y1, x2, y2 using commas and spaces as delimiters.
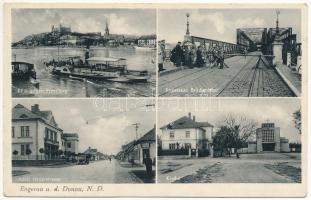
248, 122, 290, 153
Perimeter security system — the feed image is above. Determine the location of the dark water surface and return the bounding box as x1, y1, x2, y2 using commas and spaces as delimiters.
12, 46, 156, 97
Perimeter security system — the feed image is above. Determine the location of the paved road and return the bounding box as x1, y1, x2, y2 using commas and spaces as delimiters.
159, 52, 295, 97
13, 159, 141, 183
158, 153, 301, 183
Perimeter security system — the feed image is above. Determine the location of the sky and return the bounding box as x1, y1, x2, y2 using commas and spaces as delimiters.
12, 9, 156, 42
13, 99, 155, 155
158, 98, 301, 143
158, 9, 302, 44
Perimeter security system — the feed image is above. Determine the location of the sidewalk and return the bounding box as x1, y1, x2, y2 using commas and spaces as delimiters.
275, 64, 301, 96
119, 161, 155, 183
159, 61, 185, 76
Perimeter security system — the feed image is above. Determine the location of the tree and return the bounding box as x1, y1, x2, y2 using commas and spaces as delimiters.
212, 126, 234, 157
39, 148, 44, 160
58, 150, 64, 159
293, 109, 301, 134
26, 148, 32, 160
13, 150, 18, 159
223, 114, 257, 158
44, 148, 50, 160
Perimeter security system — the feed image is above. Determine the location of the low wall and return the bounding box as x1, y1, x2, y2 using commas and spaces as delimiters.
12, 159, 68, 167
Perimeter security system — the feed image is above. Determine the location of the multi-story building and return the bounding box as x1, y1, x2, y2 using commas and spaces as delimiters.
12, 104, 63, 160
248, 122, 290, 153
61, 133, 79, 154
137, 35, 156, 47
160, 113, 214, 156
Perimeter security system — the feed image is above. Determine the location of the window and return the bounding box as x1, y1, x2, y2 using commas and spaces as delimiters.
21, 126, 25, 137
25, 126, 29, 137
262, 130, 274, 142
185, 131, 190, 138
12, 127, 15, 138
21, 144, 25, 155
169, 143, 176, 150
54, 132, 57, 142
20, 126, 30, 137
169, 131, 175, 139
67, 142, 71, 148
50, 131, 53, 140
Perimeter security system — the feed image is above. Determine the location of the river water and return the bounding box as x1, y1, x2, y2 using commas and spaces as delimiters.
12, 46, 156, 97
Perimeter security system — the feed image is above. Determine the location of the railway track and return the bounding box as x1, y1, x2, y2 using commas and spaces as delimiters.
217, 55, 295, 97
159, 56, 245, 96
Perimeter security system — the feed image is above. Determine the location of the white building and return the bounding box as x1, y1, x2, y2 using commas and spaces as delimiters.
137, 35, 156, 47
61, 133, 79, 154
160, 113, 214, 157
248, 122, 290, 153
12, 104, 63, 160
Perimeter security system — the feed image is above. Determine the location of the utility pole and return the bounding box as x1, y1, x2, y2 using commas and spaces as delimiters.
132, 123, 140, 140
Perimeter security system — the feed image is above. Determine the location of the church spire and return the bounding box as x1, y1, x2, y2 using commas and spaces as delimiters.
105, 19, 109, 36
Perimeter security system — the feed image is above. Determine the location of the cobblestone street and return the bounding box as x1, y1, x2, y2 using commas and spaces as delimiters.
159, 52, 296, 97
12, 159, 142, 183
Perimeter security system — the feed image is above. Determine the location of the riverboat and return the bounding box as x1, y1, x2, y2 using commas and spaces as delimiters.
12, 61, 39, 87
45, 56, 150, 83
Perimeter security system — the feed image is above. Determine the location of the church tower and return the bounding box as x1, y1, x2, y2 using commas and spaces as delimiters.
105, 19, 110, 36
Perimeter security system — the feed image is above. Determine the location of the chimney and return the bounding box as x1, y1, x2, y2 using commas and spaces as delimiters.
193, 116, 196, 122
31, 104, 39, 113
188, 112, 191, 119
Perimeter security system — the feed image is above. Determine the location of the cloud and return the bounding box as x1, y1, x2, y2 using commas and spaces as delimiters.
78, 116, 132, 155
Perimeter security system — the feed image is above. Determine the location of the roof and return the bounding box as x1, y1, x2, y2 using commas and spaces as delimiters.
160, 115, 213, 130
87, 57, 126, 62
12, 104, 60, 129
138, 34, 156, 40
62, 133, 79, 138
84, 148, 97, 154
136, 127, 155, 144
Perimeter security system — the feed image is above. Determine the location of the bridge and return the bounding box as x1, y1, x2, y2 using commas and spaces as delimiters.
158, 11, 301, 97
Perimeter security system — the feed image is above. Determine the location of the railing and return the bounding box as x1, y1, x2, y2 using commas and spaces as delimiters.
44, 138, 59, 145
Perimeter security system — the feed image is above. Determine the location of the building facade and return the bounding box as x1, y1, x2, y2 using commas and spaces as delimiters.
61, 133, 79, 155
12, 104, 63, 160
248, 122, 290, 153
160, 113, 214, 156
135, 127, 156, 164
137, 35, 156, 47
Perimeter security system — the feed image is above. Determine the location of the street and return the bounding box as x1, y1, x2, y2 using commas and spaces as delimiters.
158, 153, 301, 183
159, 52, 295, 97
13, 159, 143, 183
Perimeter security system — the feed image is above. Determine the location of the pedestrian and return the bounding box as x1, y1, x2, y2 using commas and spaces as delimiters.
158, 46, 164, 71
243, 47, 247, 59
189, 46, 196, 69
183, 46, 190, 67
170, 41, 184, 67
144, 157, 153, 177
195, 46, 204, 67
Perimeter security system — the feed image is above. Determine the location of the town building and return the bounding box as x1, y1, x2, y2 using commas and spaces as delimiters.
61, 133, 79, 154
59, 35, 78, 46
83, 147, 100, 161
137, 35, 156, 47
12, 104, 63, 160
248, 122, 290, 153
135, 127, 156, 164
160, 113, 214, 157
117, 127, 156, 164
